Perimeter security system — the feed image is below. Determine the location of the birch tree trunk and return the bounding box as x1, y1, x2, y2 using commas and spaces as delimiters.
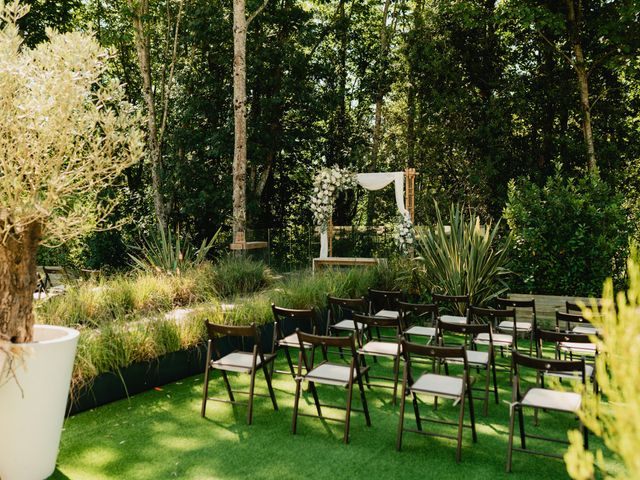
233, 0, 249, 244
0, 223, 41, 343
565, 0, 597, 172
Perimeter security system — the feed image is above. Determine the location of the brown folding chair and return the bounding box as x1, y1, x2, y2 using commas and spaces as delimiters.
469, 305, 516, 354
396, 341, 477, 462
496, 297, 537, 355
272, 304, 318, 379
398, 301, 438, 344
353, 312, 403, 404
291, 331, 371, 444
368, 288, 405, 319
201, 321, 278, 425
438, 320, 498, 415
506, 350, 588, 472
326, 295, 368, 336
556, 310, 599, 337
432, 293, 469, 324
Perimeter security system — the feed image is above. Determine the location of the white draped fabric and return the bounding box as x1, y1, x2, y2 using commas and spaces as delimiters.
319, 171, 410, 258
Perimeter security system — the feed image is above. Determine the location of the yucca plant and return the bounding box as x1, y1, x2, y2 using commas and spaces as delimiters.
129, 226, 220, 275
414, 203, 511, 309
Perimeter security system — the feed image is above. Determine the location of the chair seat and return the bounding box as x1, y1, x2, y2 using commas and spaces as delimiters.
411, 373, 464, 398
375, 309, 400, 319
447, 349, 489, 367
278, 333, 312, 349
475, 333, 513, 346
559, 342, 597, 355
359, 341, 400, 357
305, 363, 354, 387
404, 325, 436, 337
440, 315, 467, 324
498, 321, 532, 333
572, 325, 599, 335
211, 351, 273, 373
545, 364, 594, 381
331, 319, 365, 332
520, 387, 581, 413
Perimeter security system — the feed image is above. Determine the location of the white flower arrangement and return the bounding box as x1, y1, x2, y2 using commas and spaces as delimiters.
395, 213, 415, 252
310, 166, 357, 231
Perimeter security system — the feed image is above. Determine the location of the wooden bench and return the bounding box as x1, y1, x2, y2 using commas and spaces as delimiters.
312, 257, 384, 273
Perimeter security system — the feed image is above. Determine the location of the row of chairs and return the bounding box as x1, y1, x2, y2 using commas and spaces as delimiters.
200, 291, 598, 471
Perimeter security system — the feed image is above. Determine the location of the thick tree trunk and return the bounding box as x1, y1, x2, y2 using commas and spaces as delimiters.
130, 0, 168, 232
232, 0, 248, 244
0, 223, 40, 344
565, 0, 597, 172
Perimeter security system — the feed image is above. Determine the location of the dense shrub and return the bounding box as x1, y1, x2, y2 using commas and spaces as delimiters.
504, 170, 630, 296
213, 256, 275, 298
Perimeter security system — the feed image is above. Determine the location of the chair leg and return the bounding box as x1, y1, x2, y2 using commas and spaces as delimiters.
344, 379, 355, 444
506, 404, 516, 473
283, 346, 296, 379
309, 381, 322, 417
221, 370, 235, 402
396, 376, 407, 451
456, 391, 466, 463
518, 405, 526, 449
360, 354, 371, 387
582, 422, 589, 450
412, 392, 422, 431
467, 381, 477, 443
201, 361, 211, 418
262, 363, 278, 411
247, 368, 257, 425
392, 354, 400, 405
292, 377, 302, 434
356, 370, 372, 427
484, 364, 490, 416
492, 357, 499, 404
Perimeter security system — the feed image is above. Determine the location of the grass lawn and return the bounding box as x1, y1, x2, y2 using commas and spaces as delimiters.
51, 353, 599, 479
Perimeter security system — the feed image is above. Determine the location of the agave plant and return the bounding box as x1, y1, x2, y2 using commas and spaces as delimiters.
129, 226, 220, 275
414, 203, 511, 308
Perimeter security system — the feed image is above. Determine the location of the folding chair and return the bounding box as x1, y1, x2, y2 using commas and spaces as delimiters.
506, 350, 588, 472
396, 341, 477, 462
556, 310, 599, 337
496, 297, 537, 355
353, 312, 403, 404
470, 306, 516, 355
272, 305, 319, 379
201, 321, 278, 425
432, 293, 469, 325
291, 331, 371, 444
325, 295, 368, 339
399, 301, 438, 344
438, 320, 498, 415
368, 288, 405, 319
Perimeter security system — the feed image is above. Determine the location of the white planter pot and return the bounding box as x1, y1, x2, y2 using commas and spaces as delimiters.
0, 325, 79, 480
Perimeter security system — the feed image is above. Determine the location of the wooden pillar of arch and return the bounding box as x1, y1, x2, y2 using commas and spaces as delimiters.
405, 168, 417, 222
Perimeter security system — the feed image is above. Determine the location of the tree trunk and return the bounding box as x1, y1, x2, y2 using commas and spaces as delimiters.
565, 0, 597, 172
130, 0, 168, 232
0, 223, 40, 344
232, 0, 248, 244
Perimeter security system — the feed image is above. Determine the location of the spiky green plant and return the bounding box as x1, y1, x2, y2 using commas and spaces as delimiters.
414, 203, 511, 308
129, 226, 219, 275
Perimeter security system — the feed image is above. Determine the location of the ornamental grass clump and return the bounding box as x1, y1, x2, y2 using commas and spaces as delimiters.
414, 203, 511, 308
0, 0, 143, 345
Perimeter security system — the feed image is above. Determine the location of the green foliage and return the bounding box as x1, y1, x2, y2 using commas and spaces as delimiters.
212, 256, 275, 299
414, 203, 512, 308
129, 226, 219, 275
504, 170, 630, 296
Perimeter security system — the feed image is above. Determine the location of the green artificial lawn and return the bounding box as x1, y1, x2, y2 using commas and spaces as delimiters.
51, 353, 601, 480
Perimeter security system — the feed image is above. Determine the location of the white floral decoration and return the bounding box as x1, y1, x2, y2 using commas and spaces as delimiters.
310, 166, 357, 231
394, 213, 415, 252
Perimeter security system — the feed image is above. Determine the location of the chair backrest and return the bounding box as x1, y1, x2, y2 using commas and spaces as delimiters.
438, 320, 492, 349
469, 305, 515, 326
204, 320, 263, 362
401, 340, 471, 387
566, 300, 603, 314
496, 297, 536, 323
327, 295, 368, 325
511, 350, 585, 400
296, 330, 360, 372
555, 311, 592, 332
398, 301, 438, 330
432, 293, 469, 316
272, 304, 318, 339
353, 312, 402, 344
368, 288, 404, 313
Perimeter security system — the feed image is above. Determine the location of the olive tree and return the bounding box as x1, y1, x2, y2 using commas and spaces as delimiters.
0, 1, 143, 344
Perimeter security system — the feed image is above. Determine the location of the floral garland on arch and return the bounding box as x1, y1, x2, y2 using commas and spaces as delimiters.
394, 213, 415, 253
310, 166, 357, 231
